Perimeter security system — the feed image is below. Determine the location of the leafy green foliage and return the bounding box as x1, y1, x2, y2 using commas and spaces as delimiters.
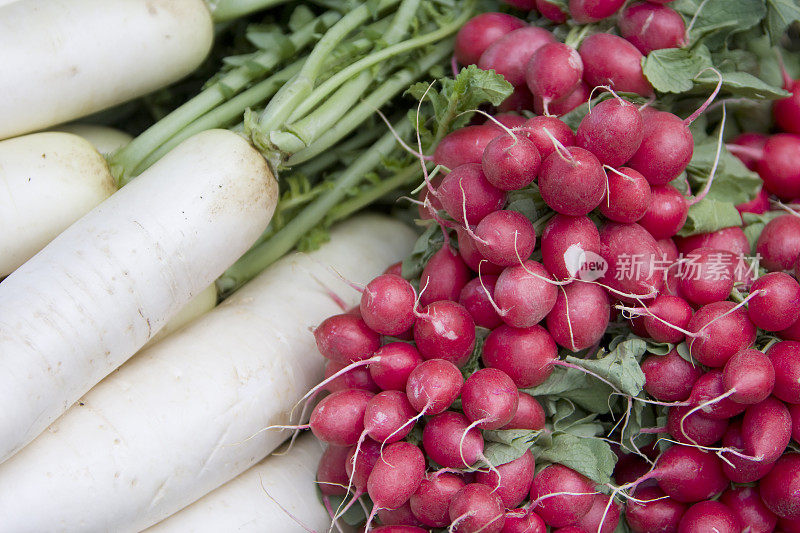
566, 336, 648, 397
686, 141, 763, 205
401, 222, 446, 280
643, 47, 714, 94
679, 199, 744, 236
765, 0, 800, 44
538, 433, 617, 485
742, 210, 788, 250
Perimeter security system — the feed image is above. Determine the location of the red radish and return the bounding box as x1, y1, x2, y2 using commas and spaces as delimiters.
576, 494, 621, 533
627, 111, 694, 186
625, 486, 687, 533
409, 472, 466, 528
677, 501, 740, 533
641, 349, 703, 402
781, 516, 800, 533
722, 348, 775, 404
638, 185, 689, 240
503, 0, 536, 7
729, 132, 768, 171
422, 411, 484, 468
538, 147, 606, 216
575, 98, 644, 167
449, 483, 506, 533
791, 403, 800, 443
502, 393, 546, 430
766, 341, 800, 404
482, 324, 558, 388
613, 451, 651, 485
757, 134, 800, 200
494, 261, 558, 328
317, 445, 351, 496
780, 315, 800, 341
459, 275, 503, 329
457, 228, 503, 275
367, 441, 426, 511
314, 313, 381, 364
579, 34, 653, 96
417, 174, 444, 221
437, 163, 506, 225
657, 238, 679, 262
360, 274, 416, 335
675, 226, 750, 257
569, 0, 626, 22
363, 391, 418, 444
756, 214, 800, 271
454, 13, 526, 65
774, 75, 800, 134
641, 295, 693, 343
667, 405, 728, 446
482, 134, 541, 191
759, 453, 800, 520
599, 167, 651, 224
678, 247, 735, 306
473, 210, 537, 266
405, 358, 463, 414
501, 509, 547, 533
419, 245, 472, 307
498, 87, 535, 113
750, 272, 800, 330
370, 342, 423, 392
475, 451, 535, 509
719, 486, 778, 533
345, 438, 382, 491
599, 222, 664, 299
490, 113, 527, 130
371, 527, 427, 532
478, 27, 558, 86
650, 445, 728, 502
324, 360, 380, 393
525, 43, 583, 112
688, 370, 747, 419
532, 82, 590, 117
546, 281, 610, 351
737, 186, 770, 215
536, 0, 567, 22
461, 368, 519, 429
618, 2, 686, 55
720, 421, 775, 483
434, 125, 504, 169
529, 464, 595, 527
541, 214, 602, 281
686, 301, 757, 368
742, 396, 792, 465
309, 388, 374, 446
517, 116, 576, 161
377, 503, 425, 527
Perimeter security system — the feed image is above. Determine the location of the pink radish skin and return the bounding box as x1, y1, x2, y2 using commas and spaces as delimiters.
414, 301, 475, 367
766, 341, 800, 404
454, 13, 526, 65
678, 247, 735, 306
759, 453, 800, 520
666, 405, 728, 446
569, 0, 626, 22
482, 134, 541, 191
501, 509, 547, 533
517, 116, 576, 161
478, 27, 558, 86
541, 214, 601, 281
546, 281, 610, 352
314, 313, 381, 364
576, 494, 621, 533
722, 348, 775, 404
367, 441, 426, 511
363, 391, 418, 444
774, 78, 800, 134
360, 274, 417, 335
721, 421, 775, 483
618, 2, 686, 55
370, 343, 423, 392
498, 87, 534, 113
576, 98, 644, 167
613, 452, 650, 485
729, 132, 767, 171
641, 349, 703, 402
490, 113, 527, 130
599, 167, 651, 224
417, 174, 444, 221
482, 324, 558, 388
742, 396, 792, 464
641, 295, 693, 343
494, 261, 558, 328
371, 527, 427, 533
627, 111, 694, 186
757, 134, 800, 200
405, 358, 463, 414
756, 214, 800, 272
461, 368, 519, 429
310, 388, 374, 446
475, 451, 536, 509
579, 34, 653, 96
422, 411, 484, 468
457, 228, 504, 275
502, 393, 546, 430
599, 222, 664, 299
687, 301, 757, 368
525, 43, 583, 110
377, 503, 425, 527
345, 437, 382, 490
317, 445, 351, 496
449, 483, 506, 533
652, 445, 728, 502
529, 464, 595, 527
719, 486, 778, 533
677, 501, 740, 533
688, 370, 747, 419
539, 147, 606, 216
324, 360, 380, 393
748, 272, 800, 331
780, 516, 800, 533
474, 210, 537, 267
532, 82, 590, 117
657, 237, 679, 262
536, 0, 567, 22
434, 125, 505, 170
780, 315, 800, 341
437, 163, 506, 225
638, 185, 688, 240
625, 486, 687, 533
791, 403, 800, 443
674, 226, 750, 257
410, 472, 466, 528
419, 245, 472, 307
459, 275, 503, 329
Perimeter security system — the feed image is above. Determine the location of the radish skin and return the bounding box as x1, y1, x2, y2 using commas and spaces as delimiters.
0, 129, 277, 463
52, 123, 133, 154
0, 215, 414, 531
0, 132, 116, 276
0, 0, 213, 139
144, 284, 218, 348
145, 434, 335, 533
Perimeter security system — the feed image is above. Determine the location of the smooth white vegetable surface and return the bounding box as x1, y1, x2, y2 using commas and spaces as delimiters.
147, 434, 333, 533
0, 132, 116, 276
0, 129, 277, 464
0, 215, 415, 532
144, 284, 218, 348
52, 123, 133, 155
0, 0, 213, 139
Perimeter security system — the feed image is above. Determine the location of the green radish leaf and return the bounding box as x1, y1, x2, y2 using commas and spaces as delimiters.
565, 337, 649, 397
523, 366, 590, 397
644, 340, 677, 356
538, 433, 616, 485
483, 429, 545, 466
323, 494, 369, 526
401, 223, 444, 280
685, 141, 763, 205
693, 71, 789, 99
642, 47, 714, 94
765, 0, 800, 45
677, 0, 766, 49
742, 211, 788, 251
677, 199, 743, 237
619, 399, 658, 452
461, 327, 490, 379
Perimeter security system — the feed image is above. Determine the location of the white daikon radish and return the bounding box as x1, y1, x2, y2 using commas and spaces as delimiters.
0, 129, 277, 463
147, 434, 334, 533
0, 0, 213, 139
145, 284, 218, 348
0, 215, 414, 532
53, 123, 133, 154
0, 132, 116, 276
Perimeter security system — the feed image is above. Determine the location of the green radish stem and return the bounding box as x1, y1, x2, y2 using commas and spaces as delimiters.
207, 0, 290, 23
